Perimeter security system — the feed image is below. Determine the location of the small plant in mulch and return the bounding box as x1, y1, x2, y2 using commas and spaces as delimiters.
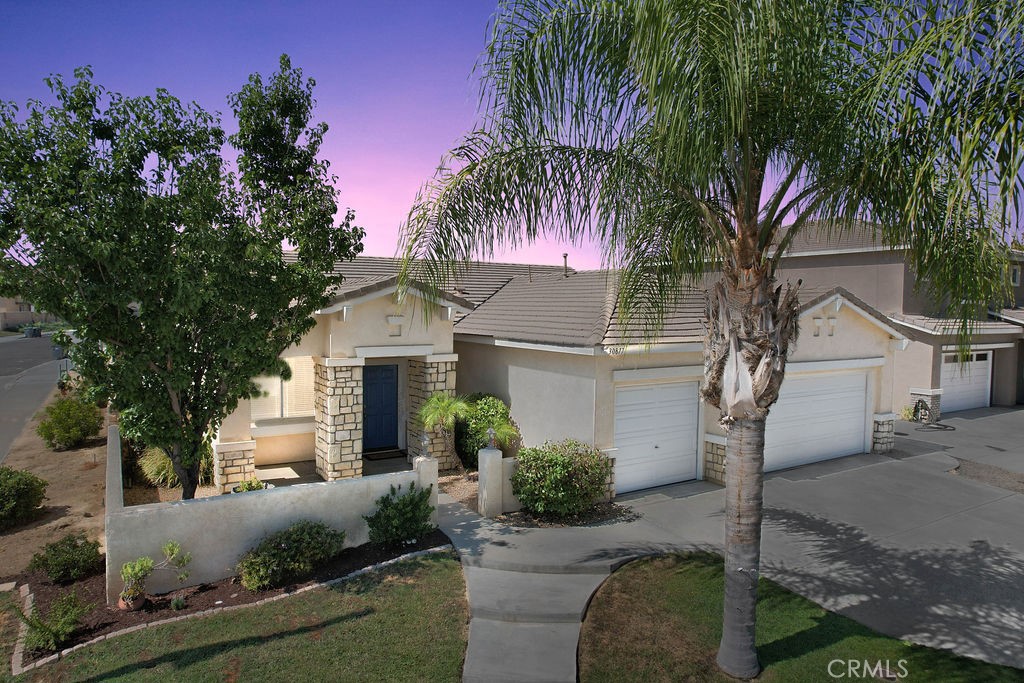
119, 540, 192, 610
232, 477, 267, 493
29, 533, 103, 584
36, 396, 103, 450
364, 482, 436, 547
16, 590, 92, 654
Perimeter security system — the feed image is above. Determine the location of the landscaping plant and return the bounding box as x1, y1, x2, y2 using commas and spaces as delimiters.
511, 439, 611, 519
29, 533, 103, 583
119, 540, 192, 608
140, 444, 214, 488
36, 396, 103, 450
233, 477, 266, 492
364, 482, 436, 546
454, 394, 519, 468
236, 520, 346, 591
418, 392, 471, 472
17, 591, 91, 653
0, 466, 47, 530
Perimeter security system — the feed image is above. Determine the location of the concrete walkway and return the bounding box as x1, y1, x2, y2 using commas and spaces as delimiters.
438, 491, 704, 682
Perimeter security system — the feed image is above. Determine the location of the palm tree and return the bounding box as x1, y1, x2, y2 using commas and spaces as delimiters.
418, 392, 472, 473
399, 0, 1022, 677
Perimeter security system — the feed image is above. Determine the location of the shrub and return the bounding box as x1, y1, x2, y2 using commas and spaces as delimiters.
18, 591, 91, 653
170, 596, 187, 611
29, 533, 103, 583
364, 482, 436, 546
0, 466, 47, 530
233, 477, 266, 492
511, 439, 612, 518
236, 521, 346, 591
454, 394, 520, 468
36, 397, 103, 450
139, 444, 213, 488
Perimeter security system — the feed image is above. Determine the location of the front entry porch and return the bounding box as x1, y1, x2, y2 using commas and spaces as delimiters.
255, 451, 414, 488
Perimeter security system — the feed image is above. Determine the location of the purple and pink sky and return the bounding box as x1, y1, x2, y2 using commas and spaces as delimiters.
0, 1, 604, 268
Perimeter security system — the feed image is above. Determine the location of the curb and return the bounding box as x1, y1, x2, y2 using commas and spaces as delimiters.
9, 544, 453, 676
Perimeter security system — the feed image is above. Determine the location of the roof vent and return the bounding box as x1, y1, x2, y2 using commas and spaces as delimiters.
563, 253, 569, 277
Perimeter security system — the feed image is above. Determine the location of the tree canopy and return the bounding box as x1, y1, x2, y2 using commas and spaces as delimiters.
0, 54, 364, 498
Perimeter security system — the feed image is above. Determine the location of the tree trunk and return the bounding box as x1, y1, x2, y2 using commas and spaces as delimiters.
169, 442, 202, 500
716, 417, 766, 679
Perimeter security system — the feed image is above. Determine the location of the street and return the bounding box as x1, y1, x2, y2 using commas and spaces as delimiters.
0, 335, 61, 463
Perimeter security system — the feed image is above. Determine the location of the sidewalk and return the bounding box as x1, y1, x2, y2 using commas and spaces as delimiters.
438, 493, 694, 682
0, 360, 59, 463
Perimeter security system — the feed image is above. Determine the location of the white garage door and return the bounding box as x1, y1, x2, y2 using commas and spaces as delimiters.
613, 381, 699, 493
940, 352, 991, 412
765, 372, 868, 472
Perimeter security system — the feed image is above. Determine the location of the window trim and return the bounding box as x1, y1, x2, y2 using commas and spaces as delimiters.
1012, 265, 1021, 287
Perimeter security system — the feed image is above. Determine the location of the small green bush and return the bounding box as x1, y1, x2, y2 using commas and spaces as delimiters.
119, 541, 191, 607
36, 397, 103, 450
511, 439, 611, 518
170, 596, 186, 611
233, 477, 266, 492
0, 466, 47, 530
139, 444, 213, 488
454, 394, 520, 468
237, 521, 346, 591
18, 591, 91, 653
29, 533, 103, 583
364, 482, 436, 546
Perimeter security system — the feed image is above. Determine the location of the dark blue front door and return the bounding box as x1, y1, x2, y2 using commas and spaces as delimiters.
363, 365, 398, 450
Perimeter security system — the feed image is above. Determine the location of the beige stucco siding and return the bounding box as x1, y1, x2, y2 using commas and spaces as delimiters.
891, 340, 936, 411
993, 346, 1018, 406
328, 296, 454, 358
253, 432, 315, 466
454, 340, 597, 448
779, 251, 909, 314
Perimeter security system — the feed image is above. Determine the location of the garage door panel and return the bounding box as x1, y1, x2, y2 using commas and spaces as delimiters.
613, 381, 699, 493
765, 372, 867, 471
940, 353, 990, 413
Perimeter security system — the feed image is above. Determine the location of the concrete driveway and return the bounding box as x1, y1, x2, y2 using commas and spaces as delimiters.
622, 407, 1024, 669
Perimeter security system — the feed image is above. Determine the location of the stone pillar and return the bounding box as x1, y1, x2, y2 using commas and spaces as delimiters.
909, 388, 942, 423
872, 413, 896, 453
406, 355, 458, 470
602, 456, 616, 501
703, 437, 727, 485
314, 357, 364, 481
213, 441, 256, 493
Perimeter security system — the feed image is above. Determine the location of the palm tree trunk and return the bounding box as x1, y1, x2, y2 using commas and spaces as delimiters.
716, 416, 766, 679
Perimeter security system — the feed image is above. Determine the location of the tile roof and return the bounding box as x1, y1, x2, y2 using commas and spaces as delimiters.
888, 313, 1021, 337
991, 308, 1024, 325
775, 220, 894, 255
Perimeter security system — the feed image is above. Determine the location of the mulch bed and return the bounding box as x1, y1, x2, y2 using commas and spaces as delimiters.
497, 502, 641, 528
5, 528, 451, 666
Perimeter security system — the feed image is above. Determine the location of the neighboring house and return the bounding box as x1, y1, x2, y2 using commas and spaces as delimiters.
0, 296, 56, 331
989, 249, 1024, 404
775, 223, 1023, 418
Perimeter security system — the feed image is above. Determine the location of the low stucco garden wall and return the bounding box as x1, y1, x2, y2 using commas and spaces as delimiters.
104, 425, 438, 603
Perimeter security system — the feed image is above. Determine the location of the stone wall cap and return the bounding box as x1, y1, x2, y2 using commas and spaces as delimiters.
873, 412, 897, 421
214, 440, 256, 453
704, 433, 728, 446
909, 387, 943, 396
315, 356, 366, 367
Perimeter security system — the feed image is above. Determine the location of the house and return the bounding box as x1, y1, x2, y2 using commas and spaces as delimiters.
775, 223, 1023, 418
212, 255, 909, 496
989, 248, 1024, 404
210, 257, 567, 493
0, 296, 55, 331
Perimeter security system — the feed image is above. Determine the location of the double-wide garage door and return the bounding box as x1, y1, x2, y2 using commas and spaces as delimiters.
613, 371, 870, 493
940, 352, 991, 413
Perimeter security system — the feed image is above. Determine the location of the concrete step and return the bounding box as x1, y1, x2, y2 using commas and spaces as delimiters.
464, 566, 608, 623
463, 617, 580, 683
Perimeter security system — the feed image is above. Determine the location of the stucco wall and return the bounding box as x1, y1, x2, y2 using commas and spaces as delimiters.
891, 339, 936, 412
454, 340, 597, 447
993, 346, 1018, 406
778, 251, 909, 314
253, 431, 315, 465
328, 296, 454, 358
105, 427, 438, 602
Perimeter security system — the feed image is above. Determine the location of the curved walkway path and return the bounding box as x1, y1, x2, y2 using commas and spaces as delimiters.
437, 493, 696, 682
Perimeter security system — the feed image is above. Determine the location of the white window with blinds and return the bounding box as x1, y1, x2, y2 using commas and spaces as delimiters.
250, 356, 315, 421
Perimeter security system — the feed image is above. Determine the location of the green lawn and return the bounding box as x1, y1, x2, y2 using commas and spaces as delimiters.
3, 553, 468, 682
579, 553, 1019, 682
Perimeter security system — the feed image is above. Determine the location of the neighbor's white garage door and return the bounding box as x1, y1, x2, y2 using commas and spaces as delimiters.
765, 372, 868, 472
613, 381, 699, 493
940, 351, 991, 413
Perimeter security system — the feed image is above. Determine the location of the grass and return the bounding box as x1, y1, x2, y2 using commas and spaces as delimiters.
579, 553, 1020, 682
2, 553, 468, 682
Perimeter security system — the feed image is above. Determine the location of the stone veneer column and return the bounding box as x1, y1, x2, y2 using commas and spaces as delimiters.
314, 357, 363, 480
703, 437, 727, 485
909, 388, 942, 423
213, 441, 256, 493
406, 355, 458, 470
872, 413, 896, 453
